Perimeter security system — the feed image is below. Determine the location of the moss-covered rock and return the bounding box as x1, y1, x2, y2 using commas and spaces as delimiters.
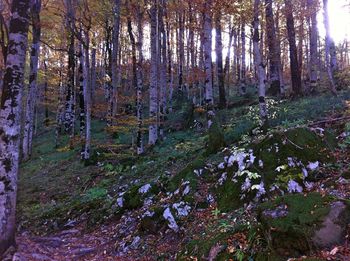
206, 120, 226, 155
258, 193, 335, 257
214, 128, 336, 213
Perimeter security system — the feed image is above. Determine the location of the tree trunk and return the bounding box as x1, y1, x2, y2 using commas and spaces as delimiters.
23, 0, 41, 161
265, 0, 283, 95
110, 0, 121, 123
159, 0, 167, 140
323, 0, 337, 95
203, 0, 214, 128
284, 0, 302, 97
253, 0, 268, 128
178, 10, 185, 95
215, 13, 226, 109
240, 21, 246, 95
0, 0, 30, 255
83, 28, 91, 160
149, 2, 158, 145
136, 5, 144, 155
64, 0, 76, 142
307, 0, 318, 93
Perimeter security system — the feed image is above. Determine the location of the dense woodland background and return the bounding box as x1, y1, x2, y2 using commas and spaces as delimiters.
1, 0, 350, 260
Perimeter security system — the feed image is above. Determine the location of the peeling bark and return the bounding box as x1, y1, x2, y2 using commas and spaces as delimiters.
0, 0, 30, 255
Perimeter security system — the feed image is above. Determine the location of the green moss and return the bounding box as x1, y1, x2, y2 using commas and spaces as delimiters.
140, 206, 166, 234
167, 156, 205, 192
182, 231, 232, 259
123, 185, 143, 210
206, 120, 226, 155
258, 192, 334, 257
252, 127, 334, 188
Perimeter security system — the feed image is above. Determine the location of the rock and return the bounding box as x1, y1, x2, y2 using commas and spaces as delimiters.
312, 201, 350, 248
163, 207, 179, 232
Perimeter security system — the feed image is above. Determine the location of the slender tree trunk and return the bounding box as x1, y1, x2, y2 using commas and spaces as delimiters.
23, 0, 41, 161
215, 13, 226, 109
149, 2, 158, 145
83, 28, 91, 160
323, 0, 337, 95
240, 21, 246, 95
253, 0, 268, 128
64, 0, 76, 144
78, 38, 85, 153
203, 0, 214, 127
284, 0, 302, 97
178, 11, 185, 95
90, 44, 96, 105
159, 0, 167, 139
265, 0, 283, 95
136, 5, 144, 155
0, 0, 30, 255
307, 0, 318, 93
55, 54, 65, 148
109, 0, 121, 125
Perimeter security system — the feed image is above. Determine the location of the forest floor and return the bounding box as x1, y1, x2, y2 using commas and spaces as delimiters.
8, 89, 350, 260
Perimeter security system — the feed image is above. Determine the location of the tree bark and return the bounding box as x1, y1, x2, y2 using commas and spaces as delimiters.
23, 0, 41, 161
253, 0, 268, 128
323, 0, 337, 95
307, 0, 318, 93
265, 0, 283, 95
215, 12, 226, 109
284, 0, 302, 97
64, 0, 76, 141
110, 0, 121, 123
0, 0, 30, 255
149, 2, 158, 145
203, 0, 214, 127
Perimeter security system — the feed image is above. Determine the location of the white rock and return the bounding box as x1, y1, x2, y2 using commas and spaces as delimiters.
163, 207, 179, 232
139, 184, 152, 194
173, 202, 191, 217
117, 197, 124, 208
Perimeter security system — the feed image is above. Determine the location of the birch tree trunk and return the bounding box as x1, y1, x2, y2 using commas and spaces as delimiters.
64, 0, 76, 142
307, 0, 318, 93
110, 0, 121, 124
178, 11, 185, 95
83, 28, 91, 160
253, 0, 268, 128
136, 5, 144, 155
23, 0, 41, 161
284, 0, 302, 97
240, 21, 246, 95
203, 0, 214, 128
323, 0, 337, 95
0, 0, 30, 255
159, 0, 167, 140
265, 0, 284, 95
149, 2, 158, 145
215, 13, 226, 109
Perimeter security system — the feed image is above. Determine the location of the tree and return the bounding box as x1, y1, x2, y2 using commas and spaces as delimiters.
149, 1, 158, 145
203, 0, 214, 127
284, 0, 302, 97
0, 0, 30, 255
265, 0, 284, 95
323, 0, 337, 95
253, 0, 268, 128
215, 12, 226, 109
307, 0, 318, 93
23, 0, 41, 161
